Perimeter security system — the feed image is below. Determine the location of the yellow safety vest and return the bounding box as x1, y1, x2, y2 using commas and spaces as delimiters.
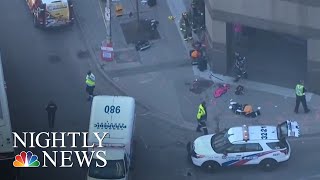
197, 104, 206, 120
86, 75, 95, 86
295, 84, 304, 96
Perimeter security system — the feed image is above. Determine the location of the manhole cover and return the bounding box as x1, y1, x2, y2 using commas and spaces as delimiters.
77, 50, 91, 59
48, 55, 61, 63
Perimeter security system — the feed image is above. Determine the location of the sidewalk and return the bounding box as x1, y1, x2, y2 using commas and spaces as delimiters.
77, 0, 320, 136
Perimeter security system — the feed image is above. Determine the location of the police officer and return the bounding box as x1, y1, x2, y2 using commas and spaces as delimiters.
294, 80, 310, 114
179, 12, 193, 41
86, 71, 96, 101
46, 101, 57, 129
196, 101, 208, 135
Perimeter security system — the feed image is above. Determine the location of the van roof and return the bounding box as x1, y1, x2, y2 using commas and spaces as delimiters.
88, 96, 135, 146
228, 125, 278, 143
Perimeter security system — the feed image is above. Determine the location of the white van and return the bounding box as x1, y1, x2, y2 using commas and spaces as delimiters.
87, 96, 135, 180
0, 53, 17, 180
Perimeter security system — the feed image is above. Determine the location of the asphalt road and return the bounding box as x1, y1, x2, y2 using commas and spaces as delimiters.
0, 1, 319, 180
0, 0, 105, 179
133, 115, 320, 180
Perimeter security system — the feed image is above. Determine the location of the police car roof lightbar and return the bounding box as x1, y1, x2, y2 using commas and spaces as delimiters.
242, 125, 249, 141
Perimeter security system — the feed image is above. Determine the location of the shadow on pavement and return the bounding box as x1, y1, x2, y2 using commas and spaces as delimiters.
121, 20, 160, 44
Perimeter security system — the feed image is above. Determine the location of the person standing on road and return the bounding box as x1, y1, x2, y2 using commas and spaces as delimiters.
196, 101, 208, 135
294, 80, 310, 114
179, 12, 193, 41
46, 101, 57, 129
86, 71, 96, 101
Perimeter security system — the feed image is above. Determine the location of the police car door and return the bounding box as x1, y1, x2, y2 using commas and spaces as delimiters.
241, 143, 264, 165
221, 144, 245, 167
277, 120, 300, 138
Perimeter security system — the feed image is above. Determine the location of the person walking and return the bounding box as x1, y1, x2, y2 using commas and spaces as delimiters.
294, 80, 310, 114
179, 12, 193, 41
46, 101, 57, 129
196, 101, 208, 135
86, 71, 96, 101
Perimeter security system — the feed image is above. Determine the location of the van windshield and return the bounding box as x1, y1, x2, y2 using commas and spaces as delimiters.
88, 159, 125, 179
211, 129, 232, 153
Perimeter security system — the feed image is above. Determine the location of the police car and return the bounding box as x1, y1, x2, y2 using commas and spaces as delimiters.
187, 120, 300, 172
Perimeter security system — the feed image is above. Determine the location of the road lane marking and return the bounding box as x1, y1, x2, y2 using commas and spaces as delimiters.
139, 135, 148, 149
183, 95, 193, 106
288, 135, 320, 142
299, 174, 320, 180
139, 72, 156, 84
138, 112, 150, 116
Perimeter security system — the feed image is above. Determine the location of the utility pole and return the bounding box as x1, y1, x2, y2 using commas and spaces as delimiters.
105, 0, 112, 43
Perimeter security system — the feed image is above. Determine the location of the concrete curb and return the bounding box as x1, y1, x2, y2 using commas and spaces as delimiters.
74, 9, 151, 113
74, 1, 200, 132
206, 73, 315, 102
75, 1, 320, 136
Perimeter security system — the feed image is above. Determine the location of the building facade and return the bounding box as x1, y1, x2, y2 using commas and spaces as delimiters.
205, 0, 320, 92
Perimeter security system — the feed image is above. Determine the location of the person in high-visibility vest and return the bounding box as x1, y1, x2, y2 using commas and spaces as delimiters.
86, 71, 96, 101
196, 101, 208, 135
294, 80, 310, 113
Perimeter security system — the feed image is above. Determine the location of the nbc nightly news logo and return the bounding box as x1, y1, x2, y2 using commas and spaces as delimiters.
12, 132, 109, 168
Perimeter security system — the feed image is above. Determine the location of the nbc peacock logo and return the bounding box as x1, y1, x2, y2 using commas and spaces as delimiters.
13, 151, 40, 167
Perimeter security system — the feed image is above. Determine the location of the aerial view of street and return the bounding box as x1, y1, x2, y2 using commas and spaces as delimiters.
0, 0, 320, 180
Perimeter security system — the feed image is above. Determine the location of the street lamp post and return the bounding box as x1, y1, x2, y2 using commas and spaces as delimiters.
106, 0, 111, 43
101, 0, 113, 62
